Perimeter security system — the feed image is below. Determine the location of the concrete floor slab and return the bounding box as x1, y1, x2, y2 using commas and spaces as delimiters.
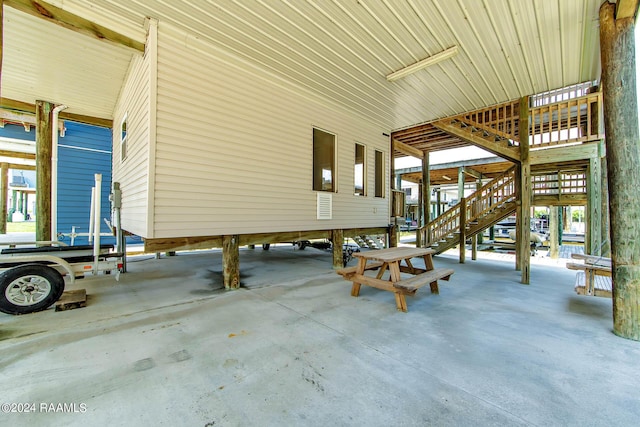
1, 245, 638, 426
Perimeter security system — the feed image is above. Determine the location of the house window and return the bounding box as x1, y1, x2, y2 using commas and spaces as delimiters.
354, 143, 365, 196
313, 128, 335, 192
375, 150, 385, 198
120, 114, 128, 162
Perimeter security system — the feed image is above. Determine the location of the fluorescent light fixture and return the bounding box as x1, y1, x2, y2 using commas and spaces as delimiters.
441, 175, 452, 181
386, 46, 459, 82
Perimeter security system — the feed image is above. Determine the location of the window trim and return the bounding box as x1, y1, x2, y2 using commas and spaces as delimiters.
120, 113, 128, 162
374, 149, 385, 198
354, 142, 366, 196
312, 127, 337, 193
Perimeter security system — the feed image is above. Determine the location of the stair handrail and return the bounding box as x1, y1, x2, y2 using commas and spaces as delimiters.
465, 165, 517, 225
420, 165, 517, 247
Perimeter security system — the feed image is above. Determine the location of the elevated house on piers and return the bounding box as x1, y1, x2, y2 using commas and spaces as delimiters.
0, 1, 638, 338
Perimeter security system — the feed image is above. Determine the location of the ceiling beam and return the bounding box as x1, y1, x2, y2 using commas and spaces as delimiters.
392, 139, 424, 159
0, 149, 35, 160
0, 109, 64, 130
1, 98, 112, 127
530, 143, 598, 166
5, 0, 145, 52
462, 167, 483, 180
8, 163, 35, 171
431, 120, 520, 163
616, 0, 639, 19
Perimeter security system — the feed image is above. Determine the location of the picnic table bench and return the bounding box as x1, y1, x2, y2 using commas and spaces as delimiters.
566, 253, 612, 297
337, 247, 454, 312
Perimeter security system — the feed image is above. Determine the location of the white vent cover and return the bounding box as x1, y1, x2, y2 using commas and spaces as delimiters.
317, 193, 332, 220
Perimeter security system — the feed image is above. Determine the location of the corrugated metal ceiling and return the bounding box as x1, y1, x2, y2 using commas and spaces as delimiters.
1, 0, 602, 128
1, 6, 136, 119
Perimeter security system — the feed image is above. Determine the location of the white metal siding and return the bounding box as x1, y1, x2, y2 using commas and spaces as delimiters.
153, 22, 389, 238
112, 34, 154, 237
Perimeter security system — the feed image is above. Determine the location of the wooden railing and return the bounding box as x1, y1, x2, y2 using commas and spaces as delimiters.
532, 170, 587, 196
458, 100, 520, 141
420, 166, 517, 245
451, 91, 602, 151
422, 203, 462, 245
528, 92, 602, 148
417, 165, 589, 247
465, 165, 517, 224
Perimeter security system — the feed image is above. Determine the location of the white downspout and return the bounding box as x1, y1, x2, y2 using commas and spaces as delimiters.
93, 173, 102, 274
51, 104, 68, 242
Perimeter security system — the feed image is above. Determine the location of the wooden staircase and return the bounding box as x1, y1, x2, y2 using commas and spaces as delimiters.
419, 166, 518, 254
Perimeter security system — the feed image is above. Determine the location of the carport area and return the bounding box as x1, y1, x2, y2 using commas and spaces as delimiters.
1, 246, 638, 426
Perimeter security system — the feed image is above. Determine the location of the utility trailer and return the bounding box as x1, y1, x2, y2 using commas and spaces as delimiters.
0, 173, 126, 315
0, 242, 123, 315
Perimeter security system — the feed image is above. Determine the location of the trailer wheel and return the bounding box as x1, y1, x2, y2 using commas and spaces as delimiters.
0, 265, 65, 315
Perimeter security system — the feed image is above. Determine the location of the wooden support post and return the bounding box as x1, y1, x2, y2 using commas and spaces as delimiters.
471, 180, 482, 261
422, 152, 430, 225
518, 95, 531, 284
600, 2, 640, 341
515, 164, 522, 271
599, 142, 611, 257
416, 183, 422, 247
471, 233, 477, 261
36, 100, 53, 241
563, 207, 571, 232
457, 167, 465, 260
222, 234, 240, 289
457, 167, 464, 200
587, 156, 602, 255
0, 163, 7, 234
549, 206, 559, 259
436, 190, 442, 216
459, 197, 466, 264
558, 206, 563, 245
331, 229, 343, 269
389, 224, 397, 248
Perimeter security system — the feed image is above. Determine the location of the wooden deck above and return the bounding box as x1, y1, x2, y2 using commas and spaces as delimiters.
392, 90, 603, 165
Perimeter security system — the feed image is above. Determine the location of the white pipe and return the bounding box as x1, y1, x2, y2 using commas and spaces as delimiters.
93, 173, 102, 274
51, 104, 68, 241
88, 187, 95, 244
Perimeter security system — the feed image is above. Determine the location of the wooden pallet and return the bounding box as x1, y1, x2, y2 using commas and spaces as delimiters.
55, 289, 87, 311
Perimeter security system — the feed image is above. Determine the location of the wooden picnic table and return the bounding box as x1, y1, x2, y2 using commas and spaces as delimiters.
337, 247, 454, 312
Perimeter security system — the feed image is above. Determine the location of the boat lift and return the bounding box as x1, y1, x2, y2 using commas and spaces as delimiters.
0, 174, 124, 315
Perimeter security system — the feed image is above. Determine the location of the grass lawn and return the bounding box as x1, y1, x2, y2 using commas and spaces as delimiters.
7, 221, 36, 233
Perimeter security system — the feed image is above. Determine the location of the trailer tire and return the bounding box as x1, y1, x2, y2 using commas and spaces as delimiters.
0, 264, 65, 315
